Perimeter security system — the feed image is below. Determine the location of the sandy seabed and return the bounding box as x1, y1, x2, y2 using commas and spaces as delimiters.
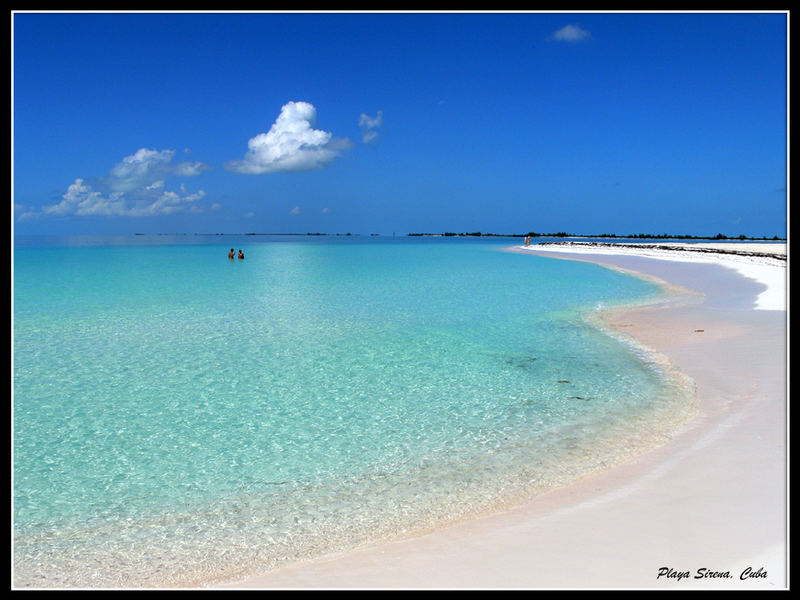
212, 242, 787, 589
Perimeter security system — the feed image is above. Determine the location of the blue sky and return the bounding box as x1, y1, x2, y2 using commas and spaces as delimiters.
13, 11, 788, 237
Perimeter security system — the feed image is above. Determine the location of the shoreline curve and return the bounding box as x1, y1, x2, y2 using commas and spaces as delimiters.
215, 242, 787, 589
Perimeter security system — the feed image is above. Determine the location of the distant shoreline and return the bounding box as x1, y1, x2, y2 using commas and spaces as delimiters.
15, 231, 787, 242
406, 232, 786, 241
534, 240, 787, 261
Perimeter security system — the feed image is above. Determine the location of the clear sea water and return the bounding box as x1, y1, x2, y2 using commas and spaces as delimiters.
13, 235, 696, 587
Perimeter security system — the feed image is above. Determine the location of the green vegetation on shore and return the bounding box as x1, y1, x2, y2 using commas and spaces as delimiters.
130, 231, 785, 241
407, 231, 786, 241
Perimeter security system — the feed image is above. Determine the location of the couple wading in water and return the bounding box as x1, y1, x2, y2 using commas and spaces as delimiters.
228, 248, 245, 260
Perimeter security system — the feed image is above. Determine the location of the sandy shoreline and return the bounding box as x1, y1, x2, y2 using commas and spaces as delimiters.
525, 241, 786, 311
215, 242, 787, 590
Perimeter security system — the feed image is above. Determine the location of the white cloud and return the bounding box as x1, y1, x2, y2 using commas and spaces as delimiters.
33, 148, 211, 219
42, 178, 127, 217
173, 161, 211, 177
126, 189, 206, 217
15, 203, 37, 221
551, 24, 592, 42
224, 101, 352, 174
107, 148, 175, 192
289, 205, 301, 216
359, 110, 383, 144
104, 148, 210, 192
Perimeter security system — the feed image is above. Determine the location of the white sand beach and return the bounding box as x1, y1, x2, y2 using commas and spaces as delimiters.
216, 241, 788, 590
525, 241, 786, 311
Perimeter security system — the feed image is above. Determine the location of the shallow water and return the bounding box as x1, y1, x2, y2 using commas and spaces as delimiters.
13, 236, 696, 587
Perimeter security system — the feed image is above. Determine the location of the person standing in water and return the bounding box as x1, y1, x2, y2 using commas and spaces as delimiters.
238, 249, 245, 260
228, 248, 235, 260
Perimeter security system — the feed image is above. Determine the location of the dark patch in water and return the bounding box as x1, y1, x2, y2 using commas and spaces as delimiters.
506, 356, 538, 369
557, 379, 571, 384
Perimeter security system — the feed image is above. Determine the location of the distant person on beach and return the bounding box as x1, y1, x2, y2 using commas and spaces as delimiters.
238, 249, 245, 260
228, 248, 235, 260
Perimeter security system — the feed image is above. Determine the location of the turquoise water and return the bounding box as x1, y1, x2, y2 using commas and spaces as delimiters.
13, 236, 695, 587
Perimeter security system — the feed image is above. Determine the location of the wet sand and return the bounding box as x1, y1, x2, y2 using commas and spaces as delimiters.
216, 242, 787, 589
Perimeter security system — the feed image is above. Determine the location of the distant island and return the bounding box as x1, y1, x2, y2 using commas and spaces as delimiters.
407, 231, 786, 241
129, 231, 786, 241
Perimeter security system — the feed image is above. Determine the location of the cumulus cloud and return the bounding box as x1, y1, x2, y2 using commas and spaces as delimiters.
106, 148, 174, 192
359, 110, 383, 144
224, 101, 352, 174
43, 178, 126, 217
102, 148, 209, 192
289, 205, 301, 216
551, 24, 592, 42
31, 148, 211, 219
